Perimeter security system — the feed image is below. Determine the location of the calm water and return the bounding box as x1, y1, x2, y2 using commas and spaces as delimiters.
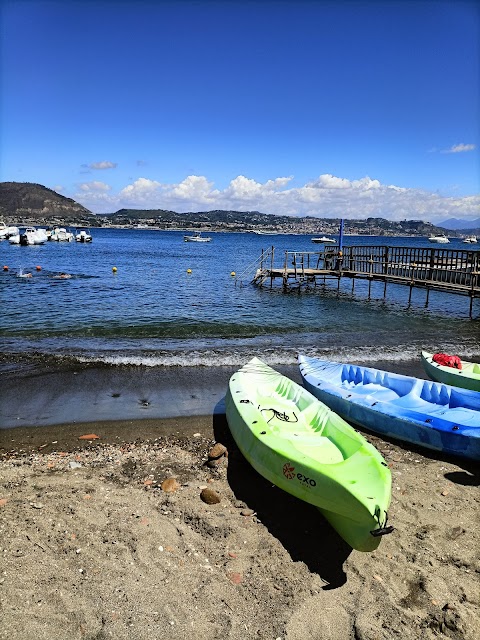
1, 228, 479, 370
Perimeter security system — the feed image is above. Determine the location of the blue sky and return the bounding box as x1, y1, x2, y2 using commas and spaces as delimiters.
1, 0, 479, 222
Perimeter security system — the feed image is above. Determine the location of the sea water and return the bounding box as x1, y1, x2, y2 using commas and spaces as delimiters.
1, 228, 479, 370
1, 228, 478, 427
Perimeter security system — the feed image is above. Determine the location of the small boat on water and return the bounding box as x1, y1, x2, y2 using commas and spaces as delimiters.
428, 234, 450, 244
462, 235, 477, 244
49, 227, 74, 242
312, 236, 336, 244
421, 351, 480, 392
298, 355, 480, 461
226, 358, 393, 552
183, 232, 211, 242
10, 227, 48, 245
0, 222, 19, 239
75, 228, 93, 243
252, 230, 276, 235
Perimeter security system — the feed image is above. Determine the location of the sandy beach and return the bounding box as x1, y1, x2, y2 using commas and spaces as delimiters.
1, 380, 479, 640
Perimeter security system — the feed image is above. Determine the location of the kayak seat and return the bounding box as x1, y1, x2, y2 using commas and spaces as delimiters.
292, 437, 345, 464
343, 383, 400, 403
389, 394, 447, 413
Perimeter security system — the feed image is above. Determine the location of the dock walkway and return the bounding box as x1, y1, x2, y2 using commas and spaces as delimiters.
238, 245, 480, 317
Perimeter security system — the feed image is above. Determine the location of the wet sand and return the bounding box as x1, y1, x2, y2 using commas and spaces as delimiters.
0, 359, 426, 430
1, 362, 479, 639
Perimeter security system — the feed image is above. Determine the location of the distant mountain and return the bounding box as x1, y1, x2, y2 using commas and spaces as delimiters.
439, 217, 480, 230
0, 182, 94, 223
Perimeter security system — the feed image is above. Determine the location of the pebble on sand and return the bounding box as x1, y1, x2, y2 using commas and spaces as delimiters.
161, 478, 180, 493
200, 488, 221, 504
227, 571, 243, 584
208, 443, 228, 460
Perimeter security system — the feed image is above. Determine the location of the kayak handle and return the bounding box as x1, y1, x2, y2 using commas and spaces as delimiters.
371, 507, 394, 537
370, 525, 395, 537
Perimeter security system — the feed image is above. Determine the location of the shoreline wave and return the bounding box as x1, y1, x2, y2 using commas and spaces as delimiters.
2, 341, 479, 370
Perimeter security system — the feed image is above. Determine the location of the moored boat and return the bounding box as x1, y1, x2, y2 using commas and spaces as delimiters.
10, 227, 48, 245
75, 228, 93, 243
428, 234, 450, 243
312, 236, 336, 244
252, 230, 276, 235
226, 358, 393, 552
462, 235, 477, 244
50, 227, 74, 242
421, 351, 480, 392
298, 355, 480, 461
183, 232, 211, 242
0, 222, 19, 239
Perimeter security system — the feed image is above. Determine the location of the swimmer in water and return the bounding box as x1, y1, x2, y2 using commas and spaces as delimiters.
54, 272, 72, 279
17, 272, 33, 278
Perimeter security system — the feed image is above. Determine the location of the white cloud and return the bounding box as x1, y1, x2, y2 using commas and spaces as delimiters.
73, 173, 480, 223
305, 175, 381, 190
53, 185, 63, 192
441, 143, 476, 154
118, 178, 161, 204
307, 174, 351, 189
171, 175, 214, 201
78, 181, 111, 192
89, 161, 118, 169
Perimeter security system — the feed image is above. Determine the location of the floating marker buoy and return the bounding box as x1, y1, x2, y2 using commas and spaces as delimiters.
36, 265, 42, 271
230, 271, 236, 277
187, 268, 192, 274
3, 265, 8, 271
112, 266, 117, 272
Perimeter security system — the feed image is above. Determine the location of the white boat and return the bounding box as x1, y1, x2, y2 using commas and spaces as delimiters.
428, 234, 450, 244
49, 227, 74, 242
183, 232, 211, 242
0, 222, 19, 239
75, 229, 93, 243
312, 236, 336, 244
10, 227, 48, 245
462, 235, 477, 244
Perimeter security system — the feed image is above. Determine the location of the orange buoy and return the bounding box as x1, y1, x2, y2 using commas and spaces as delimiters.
3, 265, 8, 271
36, 265, 42, 271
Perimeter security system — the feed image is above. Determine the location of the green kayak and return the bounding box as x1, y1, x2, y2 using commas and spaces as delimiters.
421, 351, 480, 392
225, 358, 393, 552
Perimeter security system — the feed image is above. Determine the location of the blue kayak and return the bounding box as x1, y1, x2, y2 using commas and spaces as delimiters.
298, 355, 480, 461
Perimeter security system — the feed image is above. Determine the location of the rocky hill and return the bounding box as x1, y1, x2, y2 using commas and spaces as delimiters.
0, 182, 94, 224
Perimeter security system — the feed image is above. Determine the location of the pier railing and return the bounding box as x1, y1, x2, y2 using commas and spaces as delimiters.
245, 244, 479, 317
340, 245, 479, 291
235, 246, 275, 286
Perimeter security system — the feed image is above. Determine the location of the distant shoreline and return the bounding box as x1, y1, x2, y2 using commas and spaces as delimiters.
1, 223, 466, 239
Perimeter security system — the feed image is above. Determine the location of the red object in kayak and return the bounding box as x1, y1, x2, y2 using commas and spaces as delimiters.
432, 353, 462, 370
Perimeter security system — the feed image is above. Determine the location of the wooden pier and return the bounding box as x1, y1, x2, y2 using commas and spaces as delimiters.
237, 245, 480, 318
